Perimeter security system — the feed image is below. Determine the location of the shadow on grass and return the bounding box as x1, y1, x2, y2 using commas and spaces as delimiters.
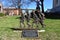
10, 28, 22, 31
16, 17, 20, 19
10, 27, 40, 31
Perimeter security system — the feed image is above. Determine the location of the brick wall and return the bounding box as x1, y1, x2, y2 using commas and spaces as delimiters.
3, 9, 22, 15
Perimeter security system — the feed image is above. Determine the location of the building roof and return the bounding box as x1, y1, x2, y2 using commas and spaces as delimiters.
3, 7, 17, 10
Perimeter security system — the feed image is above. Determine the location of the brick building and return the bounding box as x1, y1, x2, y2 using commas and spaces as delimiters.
0, 3, 22, 15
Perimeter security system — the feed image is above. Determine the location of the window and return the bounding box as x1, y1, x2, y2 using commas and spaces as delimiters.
56, 0, 58, 5
0, 6, 1, 12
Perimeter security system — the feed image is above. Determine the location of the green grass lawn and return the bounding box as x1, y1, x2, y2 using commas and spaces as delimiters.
0, 16, 60, 40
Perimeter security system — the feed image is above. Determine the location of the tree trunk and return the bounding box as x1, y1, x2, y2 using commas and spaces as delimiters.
41, 2, 44, 13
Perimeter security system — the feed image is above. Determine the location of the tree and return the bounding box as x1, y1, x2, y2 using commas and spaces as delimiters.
40, 0, 44, 13
5, 0, 34, 15
1, 0, 44, 14
29, 0, 44, 13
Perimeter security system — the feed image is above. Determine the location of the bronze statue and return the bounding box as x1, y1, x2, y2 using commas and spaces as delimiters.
30, 0, 45, 28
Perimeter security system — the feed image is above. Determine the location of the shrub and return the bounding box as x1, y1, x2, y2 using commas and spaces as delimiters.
0, 13, 5, 17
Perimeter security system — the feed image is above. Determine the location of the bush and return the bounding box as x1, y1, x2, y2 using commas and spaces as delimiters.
44, 12, 60, 19
0, 13, 5, 17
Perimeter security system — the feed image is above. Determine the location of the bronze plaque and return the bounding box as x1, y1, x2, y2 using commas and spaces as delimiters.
22, 30, 38, 38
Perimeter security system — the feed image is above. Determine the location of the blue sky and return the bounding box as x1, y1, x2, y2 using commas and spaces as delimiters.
27, 0, 53, 11
44, 0, 53, 11
2, 0, 53, 11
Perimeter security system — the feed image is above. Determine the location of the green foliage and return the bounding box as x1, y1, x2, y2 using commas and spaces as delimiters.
0, 13, 5, 17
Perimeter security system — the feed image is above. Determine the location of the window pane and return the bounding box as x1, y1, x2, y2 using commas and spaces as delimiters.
56, 0, 58, 4
0, 6, 1, 12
